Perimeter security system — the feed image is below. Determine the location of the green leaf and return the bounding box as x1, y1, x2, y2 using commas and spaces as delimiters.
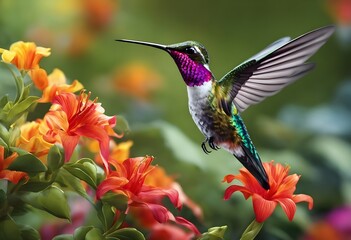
198, 226, 228, 240
101, 203, 115, 230
73, 226, 94, 240
106, 228, 145, 240
0, 137, 8, 148
64, 158, 98, 188
56, 168, 92, 203
0, 189, 6, 206
8, 126, 21, 147
52, 234, 74, 240
0, 123, 10, 145
101, 192, 128, 212
1, 62, 24, 103
19, 225, 40, 240
10, 147, 32, 156
0, 217, 22, 240
7, 96, 38, 123
48, 145, 64, 172
85, 228, 104, 240
8, 153, 47, 173
23, 185, 71, 220
240, 220, 263, 240
0, 95, 9, 108
18, 180, 53, 192
21, 84, 31, 102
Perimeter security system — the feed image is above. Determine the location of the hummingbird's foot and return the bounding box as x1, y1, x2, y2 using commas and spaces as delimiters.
208, 137, 220, 151
201, 138, 212, 154
201, 137, 220, 154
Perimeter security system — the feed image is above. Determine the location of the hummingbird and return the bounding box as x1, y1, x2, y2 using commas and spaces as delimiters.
117, 26, 335, 190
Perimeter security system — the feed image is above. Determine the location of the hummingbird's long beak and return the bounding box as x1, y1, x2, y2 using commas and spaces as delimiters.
116, 39, 168, 51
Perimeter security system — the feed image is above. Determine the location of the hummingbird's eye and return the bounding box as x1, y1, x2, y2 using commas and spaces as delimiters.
185, 47, 196, 54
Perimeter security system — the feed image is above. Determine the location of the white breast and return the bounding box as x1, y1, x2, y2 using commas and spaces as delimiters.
187, 81, 213, 137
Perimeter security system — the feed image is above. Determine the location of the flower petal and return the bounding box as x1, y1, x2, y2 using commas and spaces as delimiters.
1, 49, 16, 62
175, 216, 201, 235
133, 201, 170, 223
222, 174, 236, 183
139, 187, 181, 210
29, 68, 48, 90
59, 132, 80, 162
96, 176, 129, 199
224, 184, 252, 200
293, 194, 314, 210
252, 193, 277, 223
277, 198, 297, 221
0, 170, 28, 184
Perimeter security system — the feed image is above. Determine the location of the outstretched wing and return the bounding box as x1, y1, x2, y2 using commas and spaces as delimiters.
215, 25, 335, 114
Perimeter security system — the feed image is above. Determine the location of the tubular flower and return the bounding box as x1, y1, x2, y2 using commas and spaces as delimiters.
96, 156, 200, 235
223, 161, 313, 223
42, 92, 120, 172
38, 68, 84, 103
17, 119, 55, 162
0, 146, 28, 184
0, 41, 50, 70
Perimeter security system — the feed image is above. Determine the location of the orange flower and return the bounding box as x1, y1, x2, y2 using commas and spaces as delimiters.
38, 68, 84, 103
223, 161, 313, 223
29, 68, 49, 90
17, 119, 54, 162
113, 63, 162, 101
42, 92, 119, 172
96, 156, 199, 235
0, 146, 28, 184
81, 0, 117, 30
0, 41, 50, 70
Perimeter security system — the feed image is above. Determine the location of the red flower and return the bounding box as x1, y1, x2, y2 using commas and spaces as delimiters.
223, 161, 313, 223
42, 92, 120, 172
148, 223, 194, 240
96, 156, 199, 235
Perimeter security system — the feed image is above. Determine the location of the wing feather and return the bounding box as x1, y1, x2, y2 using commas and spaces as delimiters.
216, 25, 335, 114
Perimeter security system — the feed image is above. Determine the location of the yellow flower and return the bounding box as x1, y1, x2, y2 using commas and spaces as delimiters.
17, 120, 54, 162
0, 41, 50, 70
38, 68, 84, 103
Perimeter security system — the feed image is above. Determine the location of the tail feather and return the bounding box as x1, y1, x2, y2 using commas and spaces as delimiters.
235, 144, 270, 190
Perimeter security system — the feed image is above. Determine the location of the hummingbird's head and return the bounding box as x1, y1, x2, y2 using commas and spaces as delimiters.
167, 41, 210, 67
117, 39, 213, 87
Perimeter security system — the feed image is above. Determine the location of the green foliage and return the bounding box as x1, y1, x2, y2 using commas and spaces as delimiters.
47, 145, 64, 172
240, 220, 263, 240
19, 225, 40, 240
8, 154, 47, 173
55, 168, 92, 202
23, 185, 71, 220
198, 226, 228, 240
63, 158, 98, 189
0, 62, 38, 128
105, 228, 145, 240
0, 217, 22, 240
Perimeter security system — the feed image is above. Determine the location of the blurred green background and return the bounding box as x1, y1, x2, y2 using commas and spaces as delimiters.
1, 0, 350, 239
